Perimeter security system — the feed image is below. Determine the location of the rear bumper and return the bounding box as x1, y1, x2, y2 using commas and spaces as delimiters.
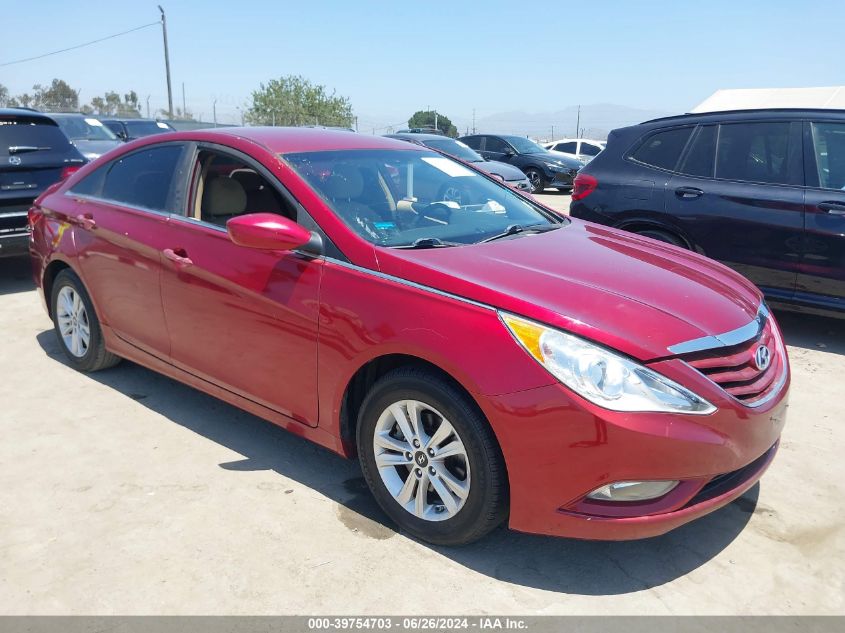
478, 379, 788, 540
0, 231, 30, 258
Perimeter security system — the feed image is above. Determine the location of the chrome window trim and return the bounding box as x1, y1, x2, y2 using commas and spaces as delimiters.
323, 256, 495, 311
65, 192, 172, 218
667, 304, 769, 355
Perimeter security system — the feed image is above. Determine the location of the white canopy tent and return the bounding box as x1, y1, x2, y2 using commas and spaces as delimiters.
692, 86, 845, 113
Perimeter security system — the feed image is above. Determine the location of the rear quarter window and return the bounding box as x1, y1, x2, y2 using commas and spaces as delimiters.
629, 127, 693, 171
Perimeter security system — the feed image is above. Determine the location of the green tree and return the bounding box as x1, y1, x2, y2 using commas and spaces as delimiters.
87, 91, 141, 117
407, 110, 458, 137
246, 75, 353, 127
0, 83, 9, 107
20, 79, 81, 111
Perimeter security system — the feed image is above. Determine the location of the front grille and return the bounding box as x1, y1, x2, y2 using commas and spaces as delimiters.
684, 442, 778, 507
681, 318, 783, 406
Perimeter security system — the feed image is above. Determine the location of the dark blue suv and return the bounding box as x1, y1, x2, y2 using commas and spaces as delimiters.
570, 109, 845, 318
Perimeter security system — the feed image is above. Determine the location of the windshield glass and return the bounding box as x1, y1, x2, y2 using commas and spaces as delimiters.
505, 136, 546, 154
285, 149, 562, 247
126, 120, 174, 137
424, 138, 483, 163
54, 117, 117, 141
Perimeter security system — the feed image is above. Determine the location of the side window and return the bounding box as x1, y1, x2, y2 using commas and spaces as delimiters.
630, 127, 693, 171
680, 125, 717, 178
485, 137, 509, 153
716, 122, 791, 185
68, 163, 108, 197
101, 145, 184, 212
811, 122, 845, 190
580, 143, 601, 156
461, 136, 481, 150
195, 150, 297, 227
555, 142, 578, 153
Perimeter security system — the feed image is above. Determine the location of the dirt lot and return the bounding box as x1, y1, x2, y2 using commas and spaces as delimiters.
0, 251, 843, 615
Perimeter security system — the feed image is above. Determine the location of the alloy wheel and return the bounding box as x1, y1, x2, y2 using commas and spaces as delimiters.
373, 399, 471, 521
526, 170, 543, 193
56, 286, 90, 358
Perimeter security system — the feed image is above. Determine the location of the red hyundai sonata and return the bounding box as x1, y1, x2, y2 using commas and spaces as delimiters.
29, 128, 789, 545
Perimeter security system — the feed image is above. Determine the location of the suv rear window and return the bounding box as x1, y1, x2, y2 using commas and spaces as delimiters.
0, 116, 72, 157
630, 127, 693, 171
716, 122, 791, 185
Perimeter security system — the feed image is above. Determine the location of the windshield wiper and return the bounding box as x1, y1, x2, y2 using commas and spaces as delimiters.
8, 145, 51, 154
481, 223, 561, 243
394, 237, 462, 249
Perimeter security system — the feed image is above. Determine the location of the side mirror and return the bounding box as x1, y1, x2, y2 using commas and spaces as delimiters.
227, 213, 313, 251
503, 149, 515, 157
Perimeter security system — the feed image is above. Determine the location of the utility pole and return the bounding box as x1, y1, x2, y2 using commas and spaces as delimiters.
158, 6, 174, 118
472, 108, 476, 134
551, 124, 555, 141
354, 116, 358, 132
212, 99, 217, 127
434, 110, 438, 132
575, 105, 581, 138
181, 82, 186, 118
145, 95, 150, 118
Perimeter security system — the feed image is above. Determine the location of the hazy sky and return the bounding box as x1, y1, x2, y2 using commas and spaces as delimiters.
1, 0, 842, 129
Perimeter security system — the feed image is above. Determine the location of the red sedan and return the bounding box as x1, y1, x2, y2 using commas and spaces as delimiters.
29, 128, 789, 545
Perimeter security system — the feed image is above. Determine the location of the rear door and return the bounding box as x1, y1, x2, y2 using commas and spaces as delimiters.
800, 120, 845, 310
666, 120, 804, 301
68, 143, 188, 357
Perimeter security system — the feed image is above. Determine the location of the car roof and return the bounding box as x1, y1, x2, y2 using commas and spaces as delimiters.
168, 127, 422, 154
642, 108, 845, 126
388, 132, 456, 142
100, 118, 168, 124
0, 108, 55, 120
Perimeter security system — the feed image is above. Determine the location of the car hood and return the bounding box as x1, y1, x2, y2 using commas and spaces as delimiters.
542, 151, 584, 168
72, 139, 122, 159
376, 220, 763, 361
473, 159, 527, 181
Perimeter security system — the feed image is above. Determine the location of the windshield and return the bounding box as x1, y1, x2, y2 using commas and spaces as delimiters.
54, 116, 117, 141
505, 136, 547, 154
424, 138, 483, 163
126, 120, 174, 137
285, 149, 562, 247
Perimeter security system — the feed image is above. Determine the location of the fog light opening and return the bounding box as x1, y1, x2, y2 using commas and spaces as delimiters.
587, 480, 679, 502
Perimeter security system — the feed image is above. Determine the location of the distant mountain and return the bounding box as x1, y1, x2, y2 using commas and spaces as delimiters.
468, 104, 679, 141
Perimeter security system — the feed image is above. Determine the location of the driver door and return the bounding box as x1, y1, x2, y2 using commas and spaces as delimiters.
159, 144, 322, 426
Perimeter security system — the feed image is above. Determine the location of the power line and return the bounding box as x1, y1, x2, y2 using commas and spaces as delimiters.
0, 21, 160, 68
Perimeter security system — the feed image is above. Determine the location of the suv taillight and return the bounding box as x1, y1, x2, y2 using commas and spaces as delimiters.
571, 173, 598, 201
60, 166, 81, 180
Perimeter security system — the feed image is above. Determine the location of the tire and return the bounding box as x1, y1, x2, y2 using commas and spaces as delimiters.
524, 168, 546, 194
51, 269, 121, 372
357, 367, 508, 546
636, 229, 687, 248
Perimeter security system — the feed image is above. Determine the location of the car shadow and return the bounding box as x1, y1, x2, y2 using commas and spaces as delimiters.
775, 309, 845, 356
0, 256, 35, 296
35, 329, 762, 596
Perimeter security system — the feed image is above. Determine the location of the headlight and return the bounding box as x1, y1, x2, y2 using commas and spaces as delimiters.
501, 313, 715, 414
546, 163, 564, 172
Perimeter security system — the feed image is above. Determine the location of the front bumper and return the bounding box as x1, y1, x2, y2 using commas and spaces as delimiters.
507, 177, 532, 192
478, 377, 788, 540
549, 169, 578, 189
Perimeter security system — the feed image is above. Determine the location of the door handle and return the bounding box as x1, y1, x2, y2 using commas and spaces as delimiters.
675, 186, 703, 199
818, 201, 845, 215
163, 248, 193, 266
73, 213, 96, 230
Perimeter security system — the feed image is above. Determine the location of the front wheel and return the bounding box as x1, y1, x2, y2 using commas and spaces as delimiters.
524, 168, 546, 194
357, 368, 508, 546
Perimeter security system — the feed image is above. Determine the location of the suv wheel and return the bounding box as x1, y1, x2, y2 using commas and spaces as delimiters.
636, 229, 687, 248
524, 168, 546, 194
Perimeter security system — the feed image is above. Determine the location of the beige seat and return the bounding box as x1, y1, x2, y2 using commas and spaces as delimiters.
201, 177, 247, 225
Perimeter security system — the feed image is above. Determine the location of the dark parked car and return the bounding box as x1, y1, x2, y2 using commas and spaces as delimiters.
43, 113, 122, 160
100, 118, 177, 141
570, 108, 845, 318
459, 134, 581, 193
386, 132, 531, 197
0, 108, 85, 258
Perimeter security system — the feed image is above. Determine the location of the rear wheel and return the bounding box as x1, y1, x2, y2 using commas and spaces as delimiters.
635, 229, 687, 248
524, 168, 546, 194
357, 367, 508, 546
51, 269, 120, 372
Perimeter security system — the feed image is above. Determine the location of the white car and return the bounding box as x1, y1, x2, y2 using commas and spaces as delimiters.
543, 138, 606, 164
